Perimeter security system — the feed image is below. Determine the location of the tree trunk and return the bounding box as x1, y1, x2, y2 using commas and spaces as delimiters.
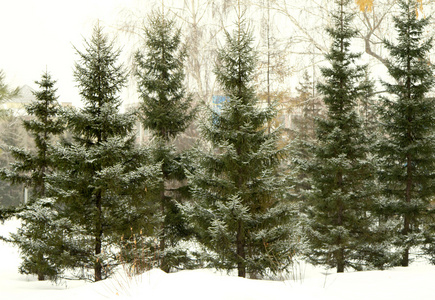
402, 45, 412, 268
95, 191, 103, 282
236, 220, 246, 278
336, 248, 345, 273
336, 169, 345, 273
402, 139, 412, 267
160, 189, 170, 273
37, 252, 45, 280
402, 214, 410, 267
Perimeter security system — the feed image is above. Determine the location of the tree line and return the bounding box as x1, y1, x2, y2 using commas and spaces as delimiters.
1, 0, 435, 282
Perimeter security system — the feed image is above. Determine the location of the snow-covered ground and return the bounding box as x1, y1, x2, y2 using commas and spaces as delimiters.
2, 218, 435, 300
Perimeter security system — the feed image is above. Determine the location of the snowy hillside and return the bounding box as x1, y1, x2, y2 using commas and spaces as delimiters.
1, 219, 435, 300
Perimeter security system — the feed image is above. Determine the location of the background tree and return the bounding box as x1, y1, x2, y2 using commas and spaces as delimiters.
0, 117, 28, 211
0, 71, 22, 214
289, 72, 324, 201
184, 10, 292, 278
135, 10, 196, 272
0, 70, 20, 119
48, 25, 161, 281
0, 71, 65, 280
1, 72, 64, 199
303, 0, 376, 273
378, 0, 435, 267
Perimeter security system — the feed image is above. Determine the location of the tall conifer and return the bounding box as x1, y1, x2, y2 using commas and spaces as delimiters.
0, 70, 19, 119
304, 0, 375, 273
378, 0, 435, 267
183, 12, 291, 278
48, 25, 161, 281
1, 71, 64, 280
135, 10, 195, 272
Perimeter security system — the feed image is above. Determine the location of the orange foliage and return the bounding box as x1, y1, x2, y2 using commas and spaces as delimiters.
356, 0, 424, 17
355, 0, 373, 12
416, 0, 424, 17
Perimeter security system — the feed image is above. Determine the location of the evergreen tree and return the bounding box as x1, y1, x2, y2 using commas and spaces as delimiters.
304, 0, 375, 273
183, 14, 291, 278
378, 0, 435, 267
0, 71, 22, 212
48, 25, 161, 281
290, 72, 324, 194
135, 10, 195, 272
357, 72, 378, 137
0, 70, 19, 119
0, 72, 64, 280
8, 198, 67, 281
292, 71, 323, 143
0, 117, 28, 209
2, 72, 64, 197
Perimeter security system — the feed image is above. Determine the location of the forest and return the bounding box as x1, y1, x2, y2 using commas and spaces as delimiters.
1, 0, 435, 284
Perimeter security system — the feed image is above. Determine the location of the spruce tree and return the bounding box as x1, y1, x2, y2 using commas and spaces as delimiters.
2, 72, 64, 197
183, 15, 291, 278
0, 118, 28, 210
48, 25, 161, 281
0, 70, 19, 119
135, 10, 195, 272
290, 72, 324, 194
0, 71, 64, 280
0, 71, 22, 212
378, 0, 435, 267
304, 0, 375, 273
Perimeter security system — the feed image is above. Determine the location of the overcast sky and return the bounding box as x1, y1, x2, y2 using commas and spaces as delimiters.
0, 0, 139, 106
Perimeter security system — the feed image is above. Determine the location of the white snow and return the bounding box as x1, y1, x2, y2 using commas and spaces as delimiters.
1, 219, 435, 300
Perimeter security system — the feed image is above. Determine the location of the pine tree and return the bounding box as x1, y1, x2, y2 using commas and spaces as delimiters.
48, 25, 161, 281
0, 71, 64, 280
378, 0, 435, 267
304, 0, 375, 273
183, 13, 291, 278
135, 10, 196, 272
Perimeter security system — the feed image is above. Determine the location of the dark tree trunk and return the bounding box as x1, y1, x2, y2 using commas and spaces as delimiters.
37, 252, 45, 280
402, 243, 410, 267
402, 134, 412, 267
160, 189, 170, 273
336, 248, 345, 273
401, 48, 413, 268
336, 170, 345, 273
236, 220, 246, 278
95, 190, 103, 282
402, 214, 410, 267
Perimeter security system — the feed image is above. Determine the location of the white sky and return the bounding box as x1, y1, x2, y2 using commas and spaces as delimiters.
0, 0, 139, 106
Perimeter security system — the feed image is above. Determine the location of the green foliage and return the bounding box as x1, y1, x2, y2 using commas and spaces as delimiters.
0, 72, 23, 208
378, 0, 435, 266
0, 117, 29, 208
0, 70, 19, 120
135, 10, 196, 272
0, 71, 65, 280
1, 72, 64, 197
8, 198, 73, 281
135, 11, 195, 140
48, 25, 162, 281
303, 0, 378, 272
184, 16, 292, 278
289, 72, 324, 196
